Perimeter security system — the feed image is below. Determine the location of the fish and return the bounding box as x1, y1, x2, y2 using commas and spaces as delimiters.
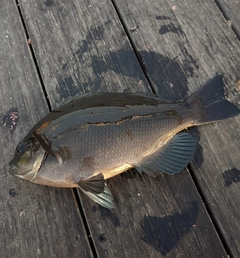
9, 75, 239, 208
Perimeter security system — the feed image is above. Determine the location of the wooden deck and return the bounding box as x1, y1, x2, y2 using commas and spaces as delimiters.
1, 0, 240, 257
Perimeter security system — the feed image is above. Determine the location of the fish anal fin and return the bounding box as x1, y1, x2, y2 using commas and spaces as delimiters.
78, 173, 105, 194
81, 182, 115, 209
136, 132, 198, 175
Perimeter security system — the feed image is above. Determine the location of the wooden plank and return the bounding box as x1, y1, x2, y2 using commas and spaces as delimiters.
113, 0, 240, 257
17, 0, 230, 257
166, 3, 240, 257
81, 171, 228, 258
215, 0, 240, 38
0, 2, 93, 258
19, 0, 149, 109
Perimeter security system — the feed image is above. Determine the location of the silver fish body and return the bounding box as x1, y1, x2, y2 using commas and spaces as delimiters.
9, 76, 240, 208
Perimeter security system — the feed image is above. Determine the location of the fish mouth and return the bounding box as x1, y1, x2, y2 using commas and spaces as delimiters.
9, 164, 35, 179
9, 149, 46, 180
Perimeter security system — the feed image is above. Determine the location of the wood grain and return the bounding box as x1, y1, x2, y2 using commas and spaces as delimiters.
114, 0, 240, 257
17, 0, 231, 257
19, 0, 149, 109
0, 1, 93, 257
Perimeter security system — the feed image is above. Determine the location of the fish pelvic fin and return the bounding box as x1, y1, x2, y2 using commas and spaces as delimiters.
77, 173, 105, 194
78, 174, 115, 209
136, 132, 198, 175
187, 75, 239, 125
80, 182, 115, 209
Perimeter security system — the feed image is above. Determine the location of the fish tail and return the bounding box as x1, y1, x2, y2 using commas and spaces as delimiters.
187, 75, 239, 125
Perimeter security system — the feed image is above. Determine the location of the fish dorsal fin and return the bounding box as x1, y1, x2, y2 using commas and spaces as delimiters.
136, 132, 198, 176
56, 93, 93, 108
80, 181, 115, 209
56, 92, 173, 111
77, 173, 105, 194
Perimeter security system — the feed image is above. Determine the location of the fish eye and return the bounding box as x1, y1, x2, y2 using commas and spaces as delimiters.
17, 137, 35, 153
16, 142, 27, 153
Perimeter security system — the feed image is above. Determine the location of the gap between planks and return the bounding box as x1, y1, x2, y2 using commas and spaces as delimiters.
110, 0, 158, 94
73, 189, 99, 258
15, 0, 52, 111
13, 0, 237, 257
214, 0, 240, 39
111, 0, 238, 256
14, 0, 99, 256
187, 164, 233, 258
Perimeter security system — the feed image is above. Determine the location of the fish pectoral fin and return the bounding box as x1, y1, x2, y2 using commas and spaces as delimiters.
77, 173, 105, 194
136, 132, 198, 176
34, 132, 63, 164
80, 182, 115, 209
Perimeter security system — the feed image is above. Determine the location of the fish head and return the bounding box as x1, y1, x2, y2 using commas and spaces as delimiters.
9, 135, 46, 181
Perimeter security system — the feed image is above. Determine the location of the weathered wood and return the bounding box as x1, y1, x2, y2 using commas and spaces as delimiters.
114, 0, 240, 257
19, 0, 149, 109
215, 0, 240, 38
81, 171, 227, 257
17, 0, 230, 257
0, 1, 93, 257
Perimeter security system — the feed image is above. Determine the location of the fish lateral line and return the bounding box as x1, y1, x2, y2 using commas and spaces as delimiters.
53, 109, 186, 139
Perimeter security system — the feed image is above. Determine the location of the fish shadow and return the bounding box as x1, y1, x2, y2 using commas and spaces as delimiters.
56, 21, 198, 101
140, 202, 198, 255
57, 46, 192, 100
98, 205, 121, 228
189, 127, 204, 168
